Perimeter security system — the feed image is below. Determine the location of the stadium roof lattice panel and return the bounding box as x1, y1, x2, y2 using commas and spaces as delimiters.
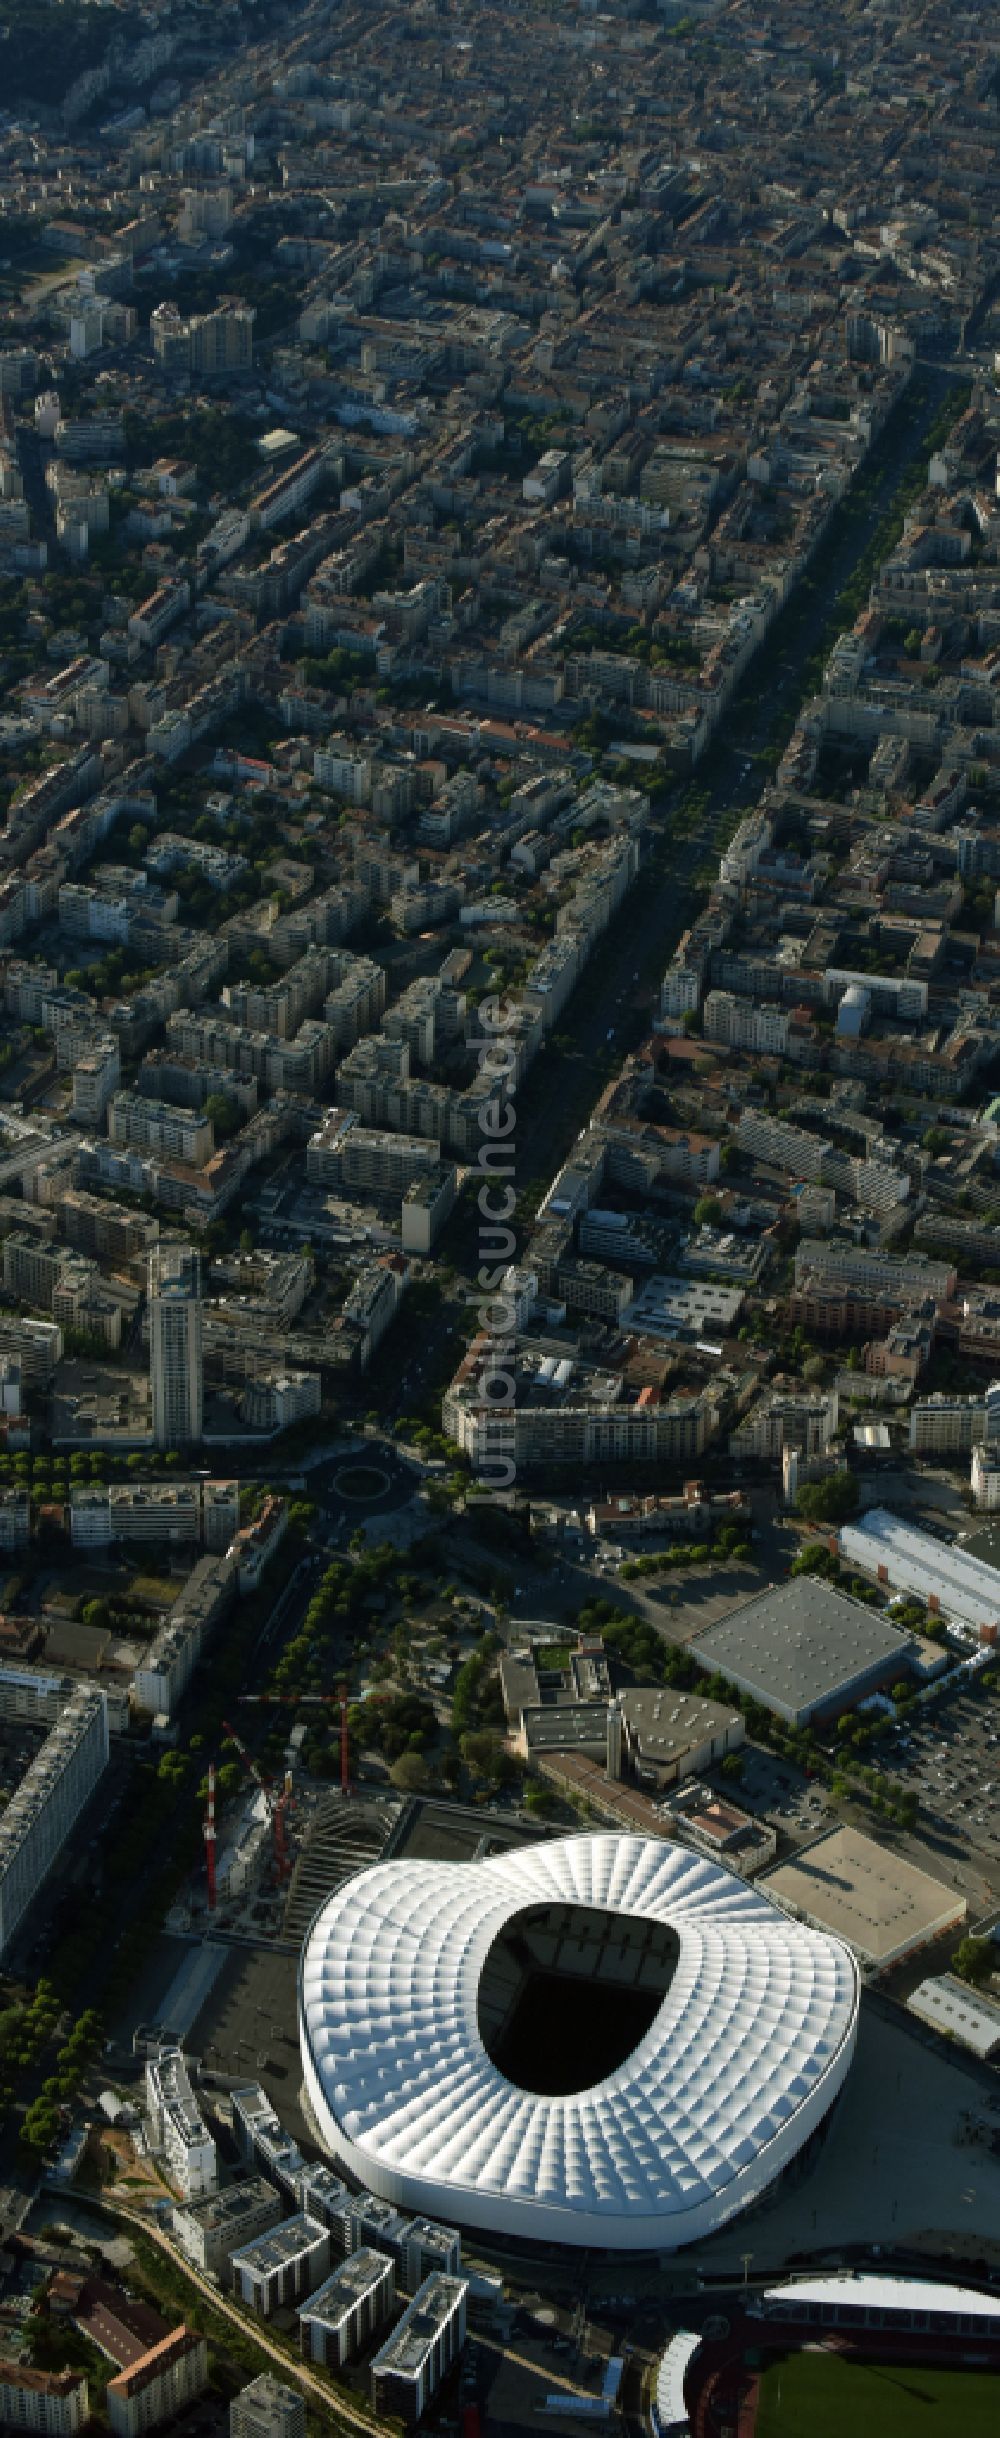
299, 1833, 859, 2250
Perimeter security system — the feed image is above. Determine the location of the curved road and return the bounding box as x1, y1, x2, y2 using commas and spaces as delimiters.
79, 2192, 392, 2435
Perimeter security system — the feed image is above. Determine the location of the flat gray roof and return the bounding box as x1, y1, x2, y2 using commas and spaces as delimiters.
231, 2214, 326, 2274
372, 2275, 466, 2378
764, 1826, 965, 1963
620, 1687, 742, 1762
690, 1576, 917, 1722
299, 2249, 393, 2325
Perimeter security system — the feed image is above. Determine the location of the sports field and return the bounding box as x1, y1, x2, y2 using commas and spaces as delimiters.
755, 2349, 1000, 2436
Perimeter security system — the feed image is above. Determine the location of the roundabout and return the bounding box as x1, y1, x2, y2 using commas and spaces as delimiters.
332, 1462, 395, 1502
306, 1437, 426, 1534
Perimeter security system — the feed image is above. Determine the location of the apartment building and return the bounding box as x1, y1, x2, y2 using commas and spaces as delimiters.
69, 1479, 239, 1552
109, 1093, 214, 1168
703, 991, 790, 1056
145, 2048, 217, 2201
0, 1685, 109, 1959
342, 1257, 406, 1368
70, 1035, 121, 1125
399, 2220, 462, 2295
444, 1339, 719, 1473
298, 2250, 395, 2368
172, 2177, 284, 2279
230, 2380, 304, 2438
370, 2275, 468, 2426
231, 2084, 306, 2195
231, 2216, 331, 2317
0, 1491, 30, 1551
0, 2366, 89, 2435
908, 1395, 987, 1456
731, 1390, 840, 1464
106, 2329, 208, 2438
131, 1551, 235, 1716
148, 1243, 203, 1450
306, 1108, 442, 1197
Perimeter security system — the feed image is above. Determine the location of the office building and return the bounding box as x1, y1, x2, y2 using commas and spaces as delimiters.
369, 2274, 468, 2425
840, 1506, 1000, 1636
148, 1243, 203, 1448
298, 2249, 395, 2368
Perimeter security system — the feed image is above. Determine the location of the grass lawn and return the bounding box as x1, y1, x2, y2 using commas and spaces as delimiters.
755, 2350, 1000, 2436
129, 1574, 179, 1607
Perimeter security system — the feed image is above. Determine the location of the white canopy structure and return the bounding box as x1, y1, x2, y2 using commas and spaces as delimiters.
299, 1833, 858, 2250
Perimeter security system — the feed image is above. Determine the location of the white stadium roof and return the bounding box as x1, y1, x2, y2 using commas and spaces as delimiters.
299, 1832, 859, 2250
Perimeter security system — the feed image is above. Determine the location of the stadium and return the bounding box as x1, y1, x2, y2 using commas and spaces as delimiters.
299, 1832, 859, 2251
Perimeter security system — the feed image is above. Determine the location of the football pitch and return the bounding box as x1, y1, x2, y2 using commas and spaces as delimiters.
755, 2349, 1000, 2436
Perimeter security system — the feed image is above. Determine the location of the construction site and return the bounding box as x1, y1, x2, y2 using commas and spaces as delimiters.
132, 1784, 551, 2132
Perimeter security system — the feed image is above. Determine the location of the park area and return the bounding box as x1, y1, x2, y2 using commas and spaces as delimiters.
755, 2349, 1000, 2436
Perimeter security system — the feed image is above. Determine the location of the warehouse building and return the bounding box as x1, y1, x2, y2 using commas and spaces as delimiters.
907, 1973, 1000, 2058
840, 1507, 1000, 1637
764, 1826, 966, 1969
689, 1577, 924, 1726
298, 2249, 395, 2368
370, 2274, 468, 2426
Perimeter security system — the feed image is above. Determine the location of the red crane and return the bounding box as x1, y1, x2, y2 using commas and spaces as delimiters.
223, 1719, 294, 1883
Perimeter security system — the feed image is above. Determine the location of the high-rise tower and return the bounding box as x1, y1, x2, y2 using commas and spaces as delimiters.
149, 1243, 203, 1449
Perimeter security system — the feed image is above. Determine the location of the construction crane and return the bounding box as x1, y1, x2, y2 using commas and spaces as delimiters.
223, 1718, 294, 1882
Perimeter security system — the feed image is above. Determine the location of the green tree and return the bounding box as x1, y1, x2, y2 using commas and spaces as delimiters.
954, 1935, 995, 1987
389, 1751, 429, 1793
795, 1470, 858, 1524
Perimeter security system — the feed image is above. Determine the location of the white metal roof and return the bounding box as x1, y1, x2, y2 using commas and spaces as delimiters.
761, 2272, 1000, 2318
908, 1972, 1000, 2057
841, 1507, 1000, 1632
299, 1832, 859, 2250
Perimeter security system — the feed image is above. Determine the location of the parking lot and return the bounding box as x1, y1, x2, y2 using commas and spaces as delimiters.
867, 1678, 1000, 1882
733, 1745, 835, 1842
